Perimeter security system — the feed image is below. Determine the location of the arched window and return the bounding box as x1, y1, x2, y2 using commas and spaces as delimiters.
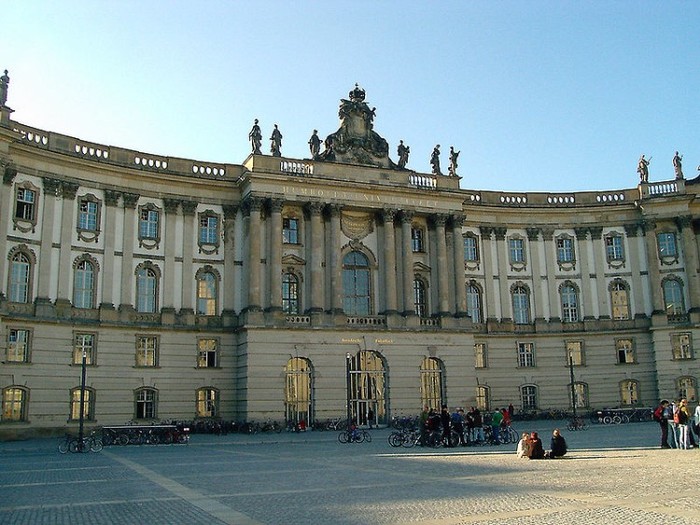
420, 357, 444, 410
620, 380, 638, 406
282, 272, 300, 314
73, 259, 96, 309
677, 377, 697, 403
9, 252, 31, 303
512, 285, 530, 324
413, 278, 427, 317
662, 278, 685, 316
343, 251, 371, 316
560, 283, 579, 322
136, 266, 158, 313
134, 388, 157, 419
70, 387, 96, 421
196, 387, 219, 418
610, 280, 630, 320
2, 386, 29, 422
520, 384, 538, 411
476, 385, 490, 411
196, 271, 218, 315
285, 357, 313, 425
348, 351, 386, 426
466, 282, 483, 323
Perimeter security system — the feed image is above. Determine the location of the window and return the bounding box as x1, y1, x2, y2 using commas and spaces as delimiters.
566, 341, 584, 366
1, 386, 28, 422
556, 237, 575, 264
570, 382, 589, 409
136, 336, 158, 367
196, 270, 218, 315
517, 342, 535, 367
282, 272, 300, 314
657, 232, 677, 259
9, 251, 31, 303
196, 388, 219, 418
605, 234, 624, 262
616, 338, 635, 364
466, 283, 482, 323
73, 333, 96, 365
474, 343, 487, 369
136, 266, 158, 313
7, 328, 30, 363
282, 217, 299, 244
411, 227, 425, 253
662, 278, 685, 316
15, 187, 36, 221
199, 214, 219, 245
677, 377, 697, 402
420, 357, 443, 410
476, 385, 490, 411
671, 333, 693, 360
520, 385, 538, 411
78, 197, 99, 231
413, 279, 427, 317
560, 283, 579, 322
463, 235, 479, 262
135, 388, 157, 419
620, 380, 638, 405
285, 357, 313, 425
139, 205, 160, 240
73, 259, 96, 309
512, 285, 530, 324
342, 251, 371, 316
509, 238, 525, 264
197, 338, 218, 368
69, 387, 95, 421
610, 281, 630, 320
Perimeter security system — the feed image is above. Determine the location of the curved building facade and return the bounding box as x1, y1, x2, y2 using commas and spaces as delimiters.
0, 85, 698, 438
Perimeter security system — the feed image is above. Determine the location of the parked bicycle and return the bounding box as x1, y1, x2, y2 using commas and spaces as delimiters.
58, 430, 103, 454
567, 416, 589, 431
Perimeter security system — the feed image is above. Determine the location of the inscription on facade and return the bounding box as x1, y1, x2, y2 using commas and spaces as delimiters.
282, 185, 440, 209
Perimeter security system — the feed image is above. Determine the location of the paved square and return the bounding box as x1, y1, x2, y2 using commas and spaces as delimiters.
1, 421, 698, 524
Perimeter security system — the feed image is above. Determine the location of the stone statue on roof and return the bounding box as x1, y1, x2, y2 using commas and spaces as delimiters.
270, 124, 283, 157
308, 130, 322, 158
249, 119, 262, 155
0, 70, 9, 107
430, 145, 441, 175
397, 140, 410, 169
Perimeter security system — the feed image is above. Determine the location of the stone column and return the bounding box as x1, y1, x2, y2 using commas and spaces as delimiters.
642, 220, 664, 315
268, 199, 284, 312
222, 205, 238, 317
452, 214, 468, 317
677, 216, 700, 313
56, 182, 79, 314
119, 193, 139, 310
381, 208, 398, 315
244, 196, 264, 312
180, 200, 197, 315
400, 210, 415, 317
624, 224, 646, 318
479, 226, 496, 320
432, 214, 450, 316
100, 190, 120, 310
589, 227, 607, 319
0, 165, 17, 298
526, 227, 545, 321
162, 199, 180, 312
574, 227, 593, 319
37, 177, 60, 303
329, 204, 343, 315
541, 228, 559, 321
306, 201, 325, 313
493, 227, 510, 321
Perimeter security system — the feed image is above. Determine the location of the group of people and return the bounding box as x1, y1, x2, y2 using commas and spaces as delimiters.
516, 429, 568, 460
419, 405, 516, 446
654, 398, 700, 450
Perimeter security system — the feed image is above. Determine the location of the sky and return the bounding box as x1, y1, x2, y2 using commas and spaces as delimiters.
3, 1, 699, 193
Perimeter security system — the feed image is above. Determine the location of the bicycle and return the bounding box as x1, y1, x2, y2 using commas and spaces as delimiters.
338, 427, 365, 443
59, 431, 103, 453
566, 416, 589, 431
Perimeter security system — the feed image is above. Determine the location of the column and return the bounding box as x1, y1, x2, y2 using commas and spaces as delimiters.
306, 202, 325, 313
180, 200, 197, 313
381, 208, 398, 315
222, 204, 238, 316
329, 204, 343, 314
479, 226, 497, 320
244, 196, 264, 312
100, 190, 120, 309
624, 224, 646, 318
400, 210, 415, 316
452, 214, 468, 317
493, 227, 510, 321
589, 227, 607, 319
119, 192, 139, 310
56, 181, 79, 310
641, 220, 664, 315
677, 216, 700, 312
541, 228, 559, 321
432, 214, 450, 316
268, 199, 283, 312
37, 177, 60, 302
526, 227, 546, 321
0, 166, 17, 298
162, 199, 179, 311
574, 227, 594, 319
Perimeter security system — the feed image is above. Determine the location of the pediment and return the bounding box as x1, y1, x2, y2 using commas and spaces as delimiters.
413, 261, 431, 272
282, 254, 306, 266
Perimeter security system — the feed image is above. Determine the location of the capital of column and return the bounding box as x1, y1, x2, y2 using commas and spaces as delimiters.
42, 177, 61, 195
675, 215, 693, 231
242, 195, 265, 216
588, 226, 603, 240
181, 200, 198, 216
163, 198, 180, 214
573, 227, 588, 241
269, 198, 284, 214
381, 208, 397, 223
540, 227, 554, 241
122, 192, 140, 209
451, 213, 466, 229
493, 227, 507, 241
3, 164, 17, 185
223, 204, 239, 220
526, 227, 540, 241
328, 203, 343, 218
304, 201, 325, 216
640, 220, 656, 235
479, 226, 493, 240
623, 223, 639, 238
430, 213, 449, 227
400, 210, 415, 224
104, 189, 120, 207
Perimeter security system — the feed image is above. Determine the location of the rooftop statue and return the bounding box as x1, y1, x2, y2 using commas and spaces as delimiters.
397, 140, 410, 169
0, 70, 9, 107
673, 151, 683, 180
430, 145, 441, 175
308, 129, 322, 158
448, 146, 460, 177
318, 84, 395, 169
249, 119, 262, 155
270, 124, 283, 157
637, 154, 650, 183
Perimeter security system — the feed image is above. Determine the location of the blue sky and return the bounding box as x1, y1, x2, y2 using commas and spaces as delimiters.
4, 1, 699, 192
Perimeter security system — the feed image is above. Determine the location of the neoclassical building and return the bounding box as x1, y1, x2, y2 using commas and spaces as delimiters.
0, 82, 698, 438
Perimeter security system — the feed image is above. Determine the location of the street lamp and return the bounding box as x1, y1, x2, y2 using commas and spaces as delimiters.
78, 347, 88, 451
568, 352, 577, 420
345, 352, 352, 431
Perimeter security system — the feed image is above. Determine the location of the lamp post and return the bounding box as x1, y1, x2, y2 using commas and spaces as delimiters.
78, 347, 87, 451
568, 353, 577, 420
345, 352, 352, 431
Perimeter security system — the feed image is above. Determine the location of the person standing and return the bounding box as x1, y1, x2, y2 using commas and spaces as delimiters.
491, 408, 504, 444
653, 399, 671, 448
440, 405, 452, 447
676, 398, 691, 449
451, 408, 465, 446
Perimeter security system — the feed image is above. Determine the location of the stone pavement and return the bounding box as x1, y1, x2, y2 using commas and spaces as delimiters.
1, 420, 699, 525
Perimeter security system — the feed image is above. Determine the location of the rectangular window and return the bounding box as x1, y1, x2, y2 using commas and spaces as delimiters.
136, 336, 158, 367
199, 215, 219, 244
616, 338, 635, 364
476, 386, 489, 411
566, 340, 584, 366
556, 237, 575, 263
517, 342, 535, 367
509, 238, 525, 264
657, 232, 677, 258
7, 329, 30, 363
605, 235, 624, 261
197, 338, 218, 368
411, 227, 424, 253
671, 333, 693, 360
78, 200, 98, 231
197, 388, 218, 418
282, 218, 299, 244
463, 236, 479, 262
16, 188, 35, 220
474, 343, 487, 368
139, 209, 159, 239
73, 333, 96, 365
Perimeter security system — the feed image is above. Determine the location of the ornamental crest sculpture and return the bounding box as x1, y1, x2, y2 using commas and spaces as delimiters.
318, 84, 395, 169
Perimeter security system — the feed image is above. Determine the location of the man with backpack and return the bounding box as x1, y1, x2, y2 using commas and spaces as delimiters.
653, 400, 671, 448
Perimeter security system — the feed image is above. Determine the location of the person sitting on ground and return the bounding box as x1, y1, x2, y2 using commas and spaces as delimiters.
516, 432, 530, 458
548, 428, 568, 458
527, 432, 545, 459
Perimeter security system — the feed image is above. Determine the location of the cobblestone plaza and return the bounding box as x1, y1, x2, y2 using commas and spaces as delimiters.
1, 422, 698, 525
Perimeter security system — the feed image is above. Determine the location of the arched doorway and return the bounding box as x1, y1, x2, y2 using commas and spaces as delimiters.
348, 351, 386, 427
